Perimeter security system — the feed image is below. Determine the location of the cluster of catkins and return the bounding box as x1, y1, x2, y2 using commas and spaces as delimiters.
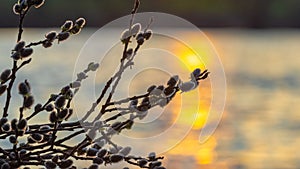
0, 80, 32, 134
43, 18, 86, 48
11, 41, 33, 61
43, 140, 165, 169
47, 62, 99, 123
13, 0, 86, 49
121, 23, 153, 59
13, 0, 45, 14
126, 68, 209, 121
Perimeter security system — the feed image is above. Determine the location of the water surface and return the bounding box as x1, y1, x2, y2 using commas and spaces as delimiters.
0, 28, 299, 169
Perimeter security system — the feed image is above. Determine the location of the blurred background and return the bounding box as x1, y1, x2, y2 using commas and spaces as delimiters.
1, 0, 300, 28
1, 0, 300, 169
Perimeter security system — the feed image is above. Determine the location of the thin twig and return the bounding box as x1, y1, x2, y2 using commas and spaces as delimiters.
3, 61, 17, 117
3, 8, 30, 117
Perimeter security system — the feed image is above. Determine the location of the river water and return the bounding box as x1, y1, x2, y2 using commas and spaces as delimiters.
0, 28, 299, 169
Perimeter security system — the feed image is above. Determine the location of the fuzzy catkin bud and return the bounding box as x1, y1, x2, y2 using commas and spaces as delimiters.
128, 99, 138, 109
109, 146, 119, 154
1, 123, 11, 132
125, 48, 133, 59
24, 95, 34, 109
34, 103, 42, 112
167, 75, 179, 87
0, 85, 7, 96
33, 0, 45, 8
20, 0, 28, 11
19, 149, 27, 155
179, 80, 198, 92
51, 155, 59, 163
45, 31, 57, 41
11, 52, 21, 60
88, 62, 99, 71
164, 86, 176, 97
87, 148, 98, 157
9, 136, 17, 144
39, 125, 51, 134
64, 89, 73, 99
77, 72, 87, 80
142, 97, 150, 104
120, 29, 130, 43
57, 32, 70, 42
18, 82, 30, 96
131, 23, 141, 37
157, 85, 164, 91
11, 118, 18, 130
96, 149, 107, 158
147, 85, 156, 93
31, 133, 43, 142
93, 157, 103, 165
76, 147, 87, 156
20, 48, 33, 58
61, 20, 73, 32
136, 33, 144, 45
54, 96, 66, 109
60, 86, 70, 95
0, 69, 12, 82
17, 119, 27, 131
76, 17, 86, 28
70, 81, 81, 88
92, 142, 102, 150
9, 152, 16, 159
192, 68, 201, 78
149, 161, 162, 168
14, 41, 25, 51
42, 40, 53, 48
13, 4, 22, 15
129, 99, 138, 108
57, 109, 68, 121
0, 118, 7, 126
144, 30, 153, 40
110, 154, 124, 163
50, 94, 59, 101
44, 161, 57, 169
88, 164, 99, 169
18, 130, 25, 136
45, 103, 54, 112
70, 26, 81, 35
148, 152, 156, 160
49, 111, 57, 123
1, 163, 10, 169
138, 159, 148, 167
119, 146, 131, 156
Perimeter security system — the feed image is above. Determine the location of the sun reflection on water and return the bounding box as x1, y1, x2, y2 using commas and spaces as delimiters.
161, 37, 216, 168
